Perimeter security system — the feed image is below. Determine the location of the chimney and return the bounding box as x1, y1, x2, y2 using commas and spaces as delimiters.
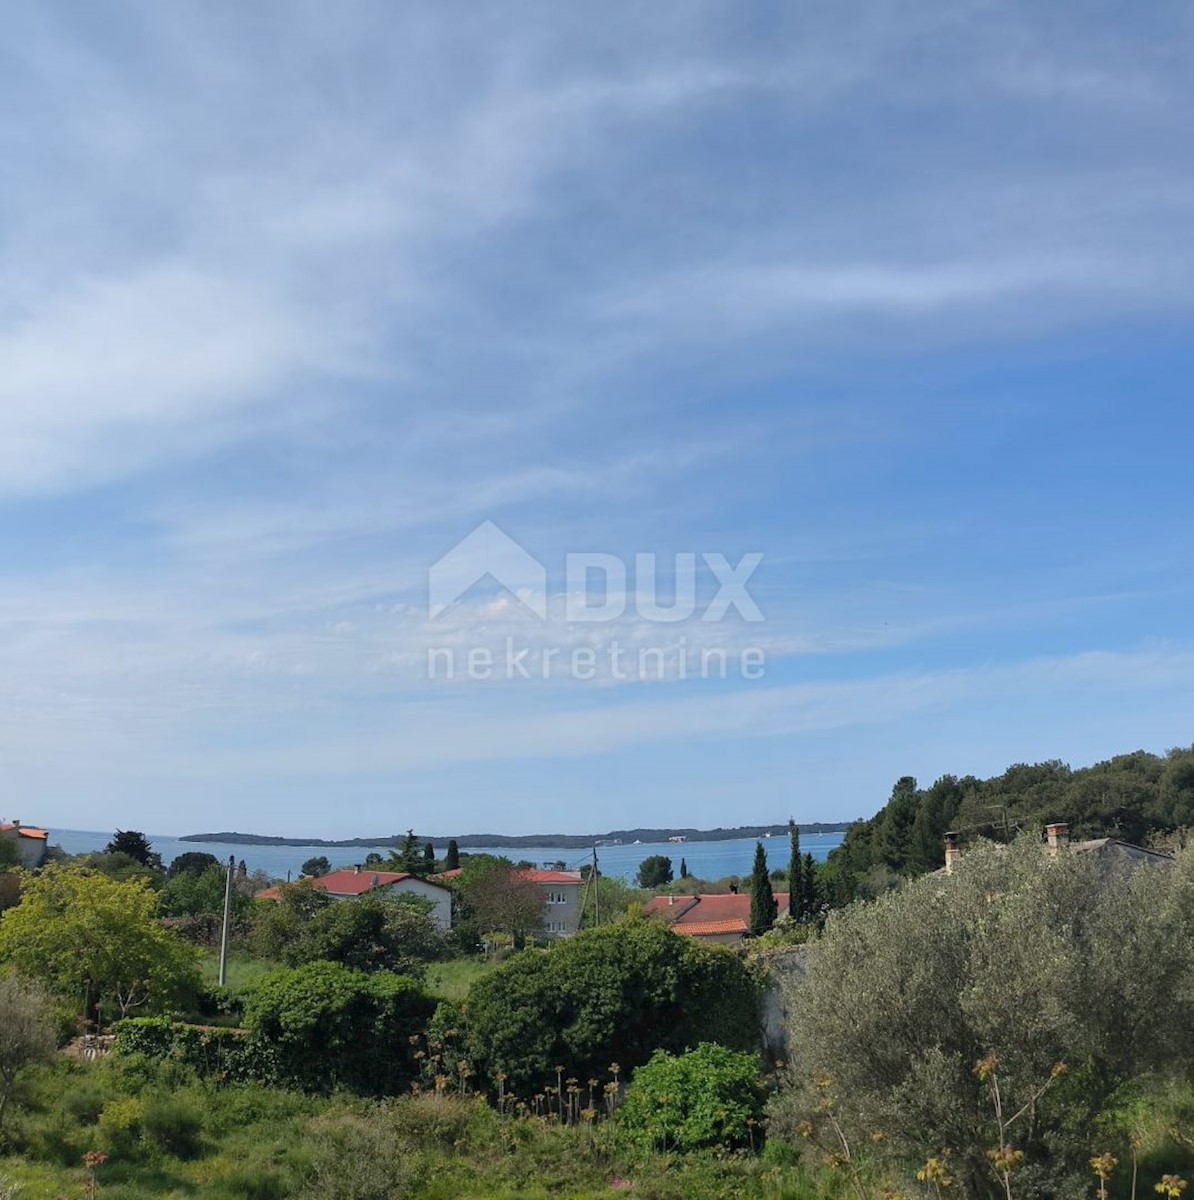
729, 882, 739, 894
943, 831, 961, 874
668, 894, 675, 906
354, 865, 361, 875
1045, 822, 1070, 856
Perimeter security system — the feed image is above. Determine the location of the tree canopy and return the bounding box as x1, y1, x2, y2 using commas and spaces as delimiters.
105, 830, 159, 868
832, 745, 1194, 890
635, 855, 673, 889
466, 919, 759, 1092
451, 857, 545, 947
0, 865, 199, 1022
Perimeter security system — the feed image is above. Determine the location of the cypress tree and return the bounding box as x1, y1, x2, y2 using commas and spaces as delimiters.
444, 839, 460, 871
787, 819, 802, 920
679, 857, 688, 879
801, 851, 819, 922
748, 842, 778, 935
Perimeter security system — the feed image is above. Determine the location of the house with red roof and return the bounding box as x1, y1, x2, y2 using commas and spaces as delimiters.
438, 866, 584, 937
641, 890, 790, 945
0, 819, 49, 870
256, 867, 453, 930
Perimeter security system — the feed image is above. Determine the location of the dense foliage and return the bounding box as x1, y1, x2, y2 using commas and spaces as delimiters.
0, 865, 200, 1023
242, 961, 436, 1094
0, 973, 55, 1131
280, 894, 445, 977
635, 854, 674, 888
774, 836, 1194, 1198
113, 1017, 267, 1084
617, 1043, 764, 1152
748, 842, 777, 935
466, 919, 759, 1092
834, 746, 1194, 884
451, 857, 545, 947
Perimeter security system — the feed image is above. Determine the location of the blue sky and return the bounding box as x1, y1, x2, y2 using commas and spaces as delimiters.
2, 1, 1193, 838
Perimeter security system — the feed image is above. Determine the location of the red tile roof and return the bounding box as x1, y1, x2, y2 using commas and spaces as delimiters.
642, 892, 790, 935
0, 824, 48, 840
668, 919, 751, 937
254, 869, 451, 901
437, 867, 582, 884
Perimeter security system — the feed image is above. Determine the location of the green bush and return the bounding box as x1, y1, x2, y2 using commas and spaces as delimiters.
142, 1090, 204, 1158
617, 1043, 764, 1152
243, 962, 436, 1095
114, 1016, 270, 1084
465, 918, 760, 1093
60, 1082, 109, 1125
773, 837, 1194, 1198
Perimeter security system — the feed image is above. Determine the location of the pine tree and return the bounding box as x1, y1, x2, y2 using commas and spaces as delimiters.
748, 842, 778, 935
444, 839, 460, 871
787, 819, 802, 920
679, 857, 688, 879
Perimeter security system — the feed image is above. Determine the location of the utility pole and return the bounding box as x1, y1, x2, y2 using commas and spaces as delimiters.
218, 854, 235, 987
592, 846, 600, 927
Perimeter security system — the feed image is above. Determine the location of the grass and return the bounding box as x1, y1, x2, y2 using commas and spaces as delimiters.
424, 957, 493, 1003
198, 952, 280, 994
0, 1057, 829, 1200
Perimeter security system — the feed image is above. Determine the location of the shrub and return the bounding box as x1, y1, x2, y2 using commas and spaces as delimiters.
97, 1094, 144, 1153
243, 962, 436, 1095
296, 1112, 413, 1200
114, 1017, 269, 1084
465, 918, 760, 1092
0, 972, 57, 1133
772, 836, 1194, 1198
618, 1043, 764, 1152
142, 1091, 203, 1158
61, 1083, 109, 1126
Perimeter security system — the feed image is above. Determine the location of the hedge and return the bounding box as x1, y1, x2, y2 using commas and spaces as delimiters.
114, 1017, 273, 1085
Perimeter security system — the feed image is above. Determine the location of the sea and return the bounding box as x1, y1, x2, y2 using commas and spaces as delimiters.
47, 828, 845, 883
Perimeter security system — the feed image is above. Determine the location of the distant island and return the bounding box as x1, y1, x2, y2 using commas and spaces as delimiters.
181, 822, 853, 850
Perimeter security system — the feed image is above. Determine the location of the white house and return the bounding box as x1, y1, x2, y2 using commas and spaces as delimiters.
257, 867, 453, 930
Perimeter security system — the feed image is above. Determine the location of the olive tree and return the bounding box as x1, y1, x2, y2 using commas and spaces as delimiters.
0, 972, 56, 1130
772, 837, 1194, 1198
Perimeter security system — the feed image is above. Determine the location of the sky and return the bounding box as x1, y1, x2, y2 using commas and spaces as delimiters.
2, 1, 1193, 838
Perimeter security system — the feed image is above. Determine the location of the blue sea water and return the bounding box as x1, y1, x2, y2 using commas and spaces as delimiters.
47, 828, 844, 883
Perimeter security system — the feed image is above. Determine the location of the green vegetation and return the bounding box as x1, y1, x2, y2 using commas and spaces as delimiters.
425, 957, 492, 1002
635, 854, 674, 888
451, 857, 546, 948
299, 855, 330, 878
618, 1044, 765, 1152
5, 816, 1194, 1198
275, 894, 445, 978
465, 919, 760, 1092
834, 746, 1194, 887
0, 866, 200, 1025
748, 842, 777, 935
773, 835, 1194, 1198
243, 961, 436, 1095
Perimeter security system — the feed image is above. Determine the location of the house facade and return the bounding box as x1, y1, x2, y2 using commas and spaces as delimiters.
257, 867, 453, 930
642, 890, 790, 946
0, 820, 48, 870
438, 866, 584, 937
